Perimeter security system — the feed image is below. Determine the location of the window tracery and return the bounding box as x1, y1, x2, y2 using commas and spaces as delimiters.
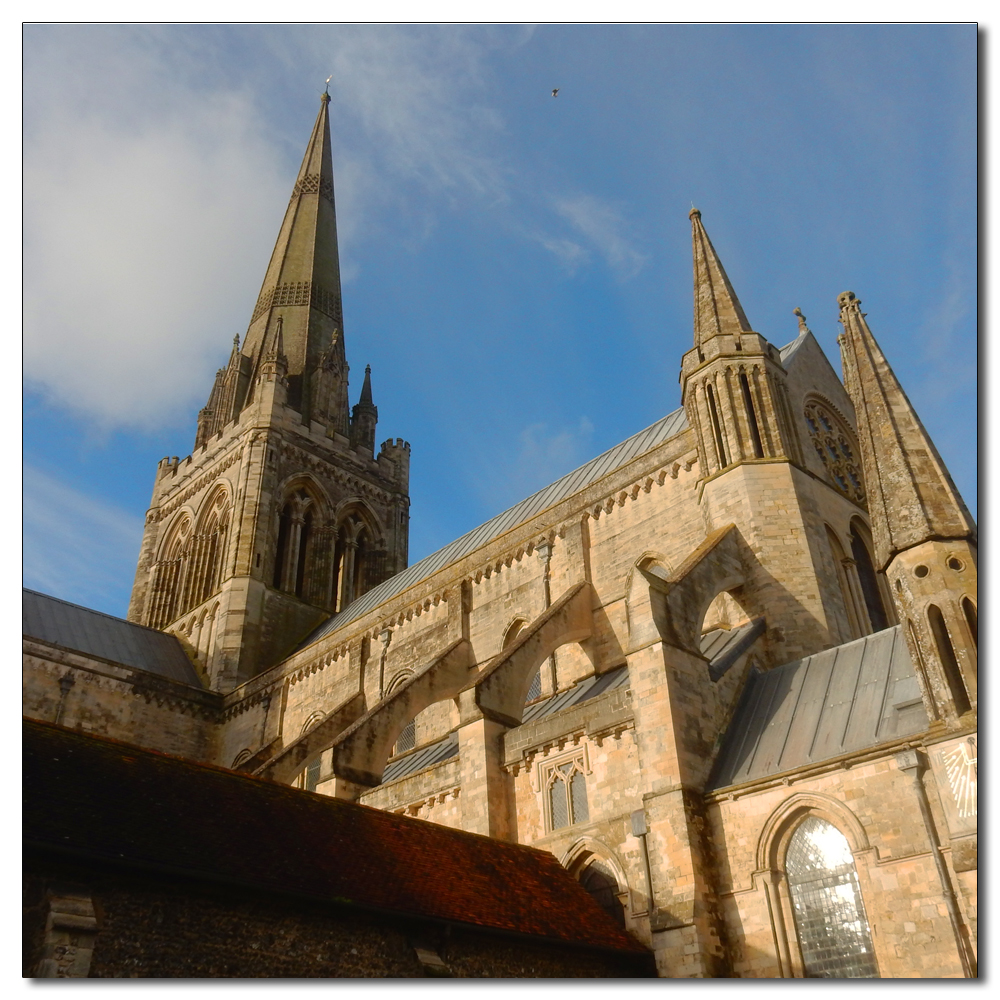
542, 748, 590, 831
804, 400, 864, 502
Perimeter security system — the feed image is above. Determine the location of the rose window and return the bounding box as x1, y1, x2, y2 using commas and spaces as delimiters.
805, 401, 865, 502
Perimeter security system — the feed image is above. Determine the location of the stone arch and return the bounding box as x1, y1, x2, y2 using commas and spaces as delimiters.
332, 639, 474, 788
628, 524, 749, 656
386, 669, 414, 695
473, 582, 594, 727
756, 791, 871, 873
561, 838, 630, 929
185, 484, 232, 611
754, 792, 880, 978
231, 748, 253, 769
501, 616, 527, 652
300, 711, 325, 736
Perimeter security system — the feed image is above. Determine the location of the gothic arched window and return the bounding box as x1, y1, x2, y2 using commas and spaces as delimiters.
848, 520, 891, 633
273, 488, 318, 599
148, 514, 192, 629
332, 505, 384, 611
786, 817, 878, 978
545, 754, 589, 831
804, 400, 865, 503
928, 604, 971, 716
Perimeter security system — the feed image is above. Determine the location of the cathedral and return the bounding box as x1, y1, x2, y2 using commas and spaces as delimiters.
23, 93, 977, 978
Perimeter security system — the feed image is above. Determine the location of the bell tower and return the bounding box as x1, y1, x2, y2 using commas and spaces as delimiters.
127, 91, 411, 691
838, 290, 977, 727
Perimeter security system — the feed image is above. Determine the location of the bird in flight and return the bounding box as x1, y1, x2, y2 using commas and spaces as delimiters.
551, 88, 559, 97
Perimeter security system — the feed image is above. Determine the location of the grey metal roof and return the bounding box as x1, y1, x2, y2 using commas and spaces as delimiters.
701, 618, 766, 681
381, 731, 459, 785
377, 624, 767, 787
521, 664, 631, 725
23, 589, 204, 689
378, 666, 632, 786
778, 331, 808, 367
301, 407, 689, 647
709, 625, 927, 790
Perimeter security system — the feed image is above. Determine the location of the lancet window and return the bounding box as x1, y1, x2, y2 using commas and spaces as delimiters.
273, 489, 317, 599
849, 520, 891, 632
146, 489, 232, 630
331, 505, 385, 612
804, 400, 864, 503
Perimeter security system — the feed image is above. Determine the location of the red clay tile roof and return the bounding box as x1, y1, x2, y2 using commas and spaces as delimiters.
23, 718, 646, 955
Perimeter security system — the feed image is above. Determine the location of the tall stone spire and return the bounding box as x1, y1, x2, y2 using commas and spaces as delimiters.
838, 290, 976, 726
241, 91, 345, 416
837, 290, 976, 570
690, 208, 753, 346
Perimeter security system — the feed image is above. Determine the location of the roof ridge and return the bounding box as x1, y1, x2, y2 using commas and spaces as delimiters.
300, 407, 688, 647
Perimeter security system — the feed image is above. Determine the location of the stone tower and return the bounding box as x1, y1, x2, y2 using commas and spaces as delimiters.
127, 92, 411, 691
678, 209, 853, 664
838, 290, 977, 726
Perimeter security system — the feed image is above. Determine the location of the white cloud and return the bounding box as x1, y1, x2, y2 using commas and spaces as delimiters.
23, 466, 145, 614
553, 194, 647, 278
22, 26, 642, 431
23, 29, 289, 430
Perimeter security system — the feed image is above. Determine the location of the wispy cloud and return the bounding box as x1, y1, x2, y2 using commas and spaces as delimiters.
913, 255, 975, 406
553, 194, 647, 278
477, 417, 596, 514
23, 466, 145, 615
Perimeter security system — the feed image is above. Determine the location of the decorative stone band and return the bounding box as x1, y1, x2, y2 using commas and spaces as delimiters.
251, 280, 342, 325
291, 172, 334, 203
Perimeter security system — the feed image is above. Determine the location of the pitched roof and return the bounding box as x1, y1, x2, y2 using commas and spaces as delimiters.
22, 589, 203, 688
301, 406, 689, 647
23, 718, 646, 956
709, 625, 928, 789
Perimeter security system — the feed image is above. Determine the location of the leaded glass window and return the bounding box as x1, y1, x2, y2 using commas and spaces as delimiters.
526, 669, 542, 703
804, 401, 865, 503
545, 755, 589, 831
394, 719, 416, 755
786, 817, 878, 978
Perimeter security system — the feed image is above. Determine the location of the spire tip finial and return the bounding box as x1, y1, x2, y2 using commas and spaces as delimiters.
689, 204, 701, 220
322, 75, 333, 102
793, 307, 810, 335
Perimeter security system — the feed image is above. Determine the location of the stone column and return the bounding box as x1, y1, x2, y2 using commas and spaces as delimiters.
457, 691, 515, 840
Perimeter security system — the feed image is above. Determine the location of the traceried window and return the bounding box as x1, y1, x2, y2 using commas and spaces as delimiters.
786, 817, 878, 978
543, 751, 589, 831
804, 401, 865, 503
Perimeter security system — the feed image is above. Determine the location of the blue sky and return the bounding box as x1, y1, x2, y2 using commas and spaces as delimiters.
22, 23, 977, 618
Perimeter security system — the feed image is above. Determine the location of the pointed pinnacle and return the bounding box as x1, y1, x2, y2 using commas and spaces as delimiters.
690, 209, 752, 345
359, 364, 374, 406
